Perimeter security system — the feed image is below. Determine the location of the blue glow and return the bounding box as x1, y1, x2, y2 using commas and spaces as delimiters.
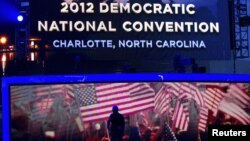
2, 77, 10, 141
17, 15, 23, 22
3, 73, 250, 141
0, 1, 19, 22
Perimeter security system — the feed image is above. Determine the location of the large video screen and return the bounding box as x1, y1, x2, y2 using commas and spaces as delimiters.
9, 81, 250, 141
30, 0, 231, 60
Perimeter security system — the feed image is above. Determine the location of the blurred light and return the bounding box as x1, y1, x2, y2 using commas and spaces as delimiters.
2, 54, 7, 62
0, 36, 7, 44
29, 37, 41, 41
45, 44, 50, 49
9, 45, 14, 50
31, 52, 35, 61
2, 54, 7, 76
95, 123, 101, 130
45, 131, 55, 138
8, 52, 14, 60
17, 15, 23, 22
31, 41, 35, 46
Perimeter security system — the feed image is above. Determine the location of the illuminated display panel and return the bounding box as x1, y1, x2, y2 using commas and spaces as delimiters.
30, 0, 231, 60
2, 74, 250, 141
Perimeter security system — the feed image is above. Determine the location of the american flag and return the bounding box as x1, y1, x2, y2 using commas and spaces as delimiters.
11, 86, 35, 106
33, 84, 86, 107
164, 83, 182, 97
219, 98, 250, 125
74, 83, 155, 123
31, 85, 65, 120
164, 83, 204, 107
172, 101, 189, 131
63, 84, 86, 105
201, 86, 226, 116
164, 122, 177, 141
10, 85, 54, 121
185, 83, 204, 107
164, 82, 192, 101
198, 107, 208, 132
63, 84, 76, 100
154, 86, 170, 115
31, 84, 84, 121
10, 86, 36, 118
227, 84, 250, 108
178, 83, 204, 106
34, 85, 65, 97
31, 96, 54, 120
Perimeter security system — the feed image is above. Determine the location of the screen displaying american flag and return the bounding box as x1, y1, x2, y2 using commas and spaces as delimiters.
75, 83, 155, 123
10, 82, 250, 141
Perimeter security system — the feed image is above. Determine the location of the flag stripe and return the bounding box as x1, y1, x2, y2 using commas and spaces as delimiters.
11, 86, 34, 104
172, 101, 189, 131
228, 84, 250, 107
198, 108, 208, 132
219, 100, 250, 125
154, 86, 170, 114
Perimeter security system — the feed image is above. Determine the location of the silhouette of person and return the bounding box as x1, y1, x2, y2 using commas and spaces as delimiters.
11, 114, 31, 141
107, 105, 125, 141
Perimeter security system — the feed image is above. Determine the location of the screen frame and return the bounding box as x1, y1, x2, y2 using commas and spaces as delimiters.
2, 73, 250, 141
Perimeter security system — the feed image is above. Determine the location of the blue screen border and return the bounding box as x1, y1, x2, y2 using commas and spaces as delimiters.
3, 73, 250, 141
